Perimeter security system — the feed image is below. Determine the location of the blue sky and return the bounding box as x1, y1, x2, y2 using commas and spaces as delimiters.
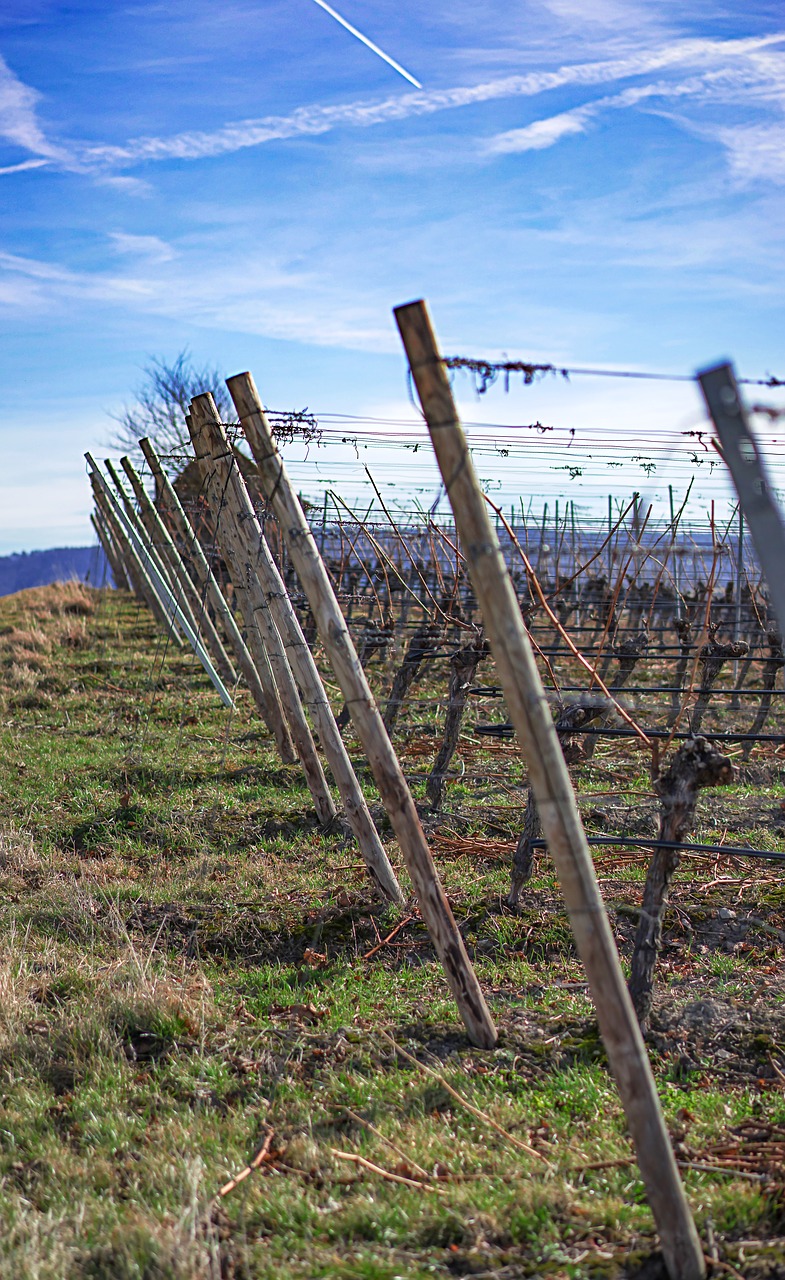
0, 1, 783, 551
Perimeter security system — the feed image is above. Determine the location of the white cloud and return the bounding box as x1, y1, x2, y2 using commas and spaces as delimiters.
108, 232, 175, 263
72, 34, 784, 169
715, 122, 785, 185
96, 174, 153, 196
0, 53, 72, 165
0, 157, 49, 176
1, 32, 783, 193
483, 67, 785, 157
486, 107, 592, 154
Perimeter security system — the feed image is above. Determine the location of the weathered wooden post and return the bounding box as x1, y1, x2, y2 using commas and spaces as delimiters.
183, 404, 300, 770
227, 371, 497, 1050
191, 396, 404, 904
91, 509, 128, 591
120, 455, 237, 687
89, 461, 183, 642
699, 362, 785, 641
190, 395, 334, 825
90, 474, 145, 602
87, 455, 235, 708
395, 298, 706, 1280
105, 458, 184, 633
139, 436, 284, 740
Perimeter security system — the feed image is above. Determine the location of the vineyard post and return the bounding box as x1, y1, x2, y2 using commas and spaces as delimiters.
87, 454, 236, 708
192, 395, 404, 902
569, 500, 577, 579
104, 458, 183, 626
668, 485, 681, 617
227, 370, 498, 1050
735, 506, 744, 644
88, 460, 184, 646
699, 362, 785, 641
186, 402, 307, 771
395, 297, 706, 1280
120, 455, 238, 687
101, 504, 133, 591
115, 459, 211, 638
553, 499, 560, 585
89, 475, 145, 602
91, 509, 128, 591
320, 489, 329, 555
138, 436, 282, 736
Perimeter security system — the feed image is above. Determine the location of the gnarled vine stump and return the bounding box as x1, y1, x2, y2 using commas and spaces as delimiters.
426, 631, 489, 811
628, 736, 733, 1030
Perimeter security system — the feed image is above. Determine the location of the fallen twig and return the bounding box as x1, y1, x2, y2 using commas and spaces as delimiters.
218, 1129, 275, 1197
338, 1106, 431, 1180
363, 914, 416, 960
769, 1054, 785, 1085
330, 1148, 442, 1192
381, 1032, 552, 1168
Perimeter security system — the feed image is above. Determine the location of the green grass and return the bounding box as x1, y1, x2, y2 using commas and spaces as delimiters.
0, 582, 783, 1278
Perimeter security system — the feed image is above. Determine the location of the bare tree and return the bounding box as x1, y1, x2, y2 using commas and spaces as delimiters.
108, 351, 234, 465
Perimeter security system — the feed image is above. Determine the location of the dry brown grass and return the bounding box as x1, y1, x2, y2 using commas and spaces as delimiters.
13, 581, 97, 621
0, 627, 51, 652
7, 662, 39, 690
55, 618, 91, 650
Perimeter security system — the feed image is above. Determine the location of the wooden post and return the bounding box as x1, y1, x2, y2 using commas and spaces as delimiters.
426, 632, 488, 811
90, 475, 145, 601
116, 459, 204, 635
90, 465, 181, 638
227, 371, 497, 1050
189, 396, 335, 822
120, 455, 238, 687
183, 407, 298, 767
104, 458, 184, 632
138, 436, 285, 740
395, 298, 706, 1280
91, 509, 128, 591
190, 397, 404, 904
87, 456, 235, 709
699, 362, 785, 640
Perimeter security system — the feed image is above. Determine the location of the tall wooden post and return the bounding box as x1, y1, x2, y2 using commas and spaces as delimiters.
698, 364, 785, 635
88, 455, 235, 709
89, 463, 181, 640
120, 455, 237, 687
139, 436, 285, 740
395, 298, 705, 1280
105, 458, 184, 628
191, 396, 404, 904
227, 371, 497, 1050
91, 509, 128, 591
186, 402, 314, 776
90, 475, 143, 600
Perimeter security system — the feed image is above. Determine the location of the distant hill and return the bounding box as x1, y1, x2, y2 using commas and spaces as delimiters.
0, 546, 112, 598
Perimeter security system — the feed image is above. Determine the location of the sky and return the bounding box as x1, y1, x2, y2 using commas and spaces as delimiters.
0, 0, 784, 552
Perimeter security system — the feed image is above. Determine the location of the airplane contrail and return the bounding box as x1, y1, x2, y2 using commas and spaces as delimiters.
310, 0, 422, 89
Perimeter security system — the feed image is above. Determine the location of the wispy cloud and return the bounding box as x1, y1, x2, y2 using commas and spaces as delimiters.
1, 32, 782, 186
486, 106, 593, 154
71, 34, 783, 169
485, 63, 785, 160
0, 53, 73, 167
715, 123, 785, 185
0, 157, 49, 175
108, 232, 175, 263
